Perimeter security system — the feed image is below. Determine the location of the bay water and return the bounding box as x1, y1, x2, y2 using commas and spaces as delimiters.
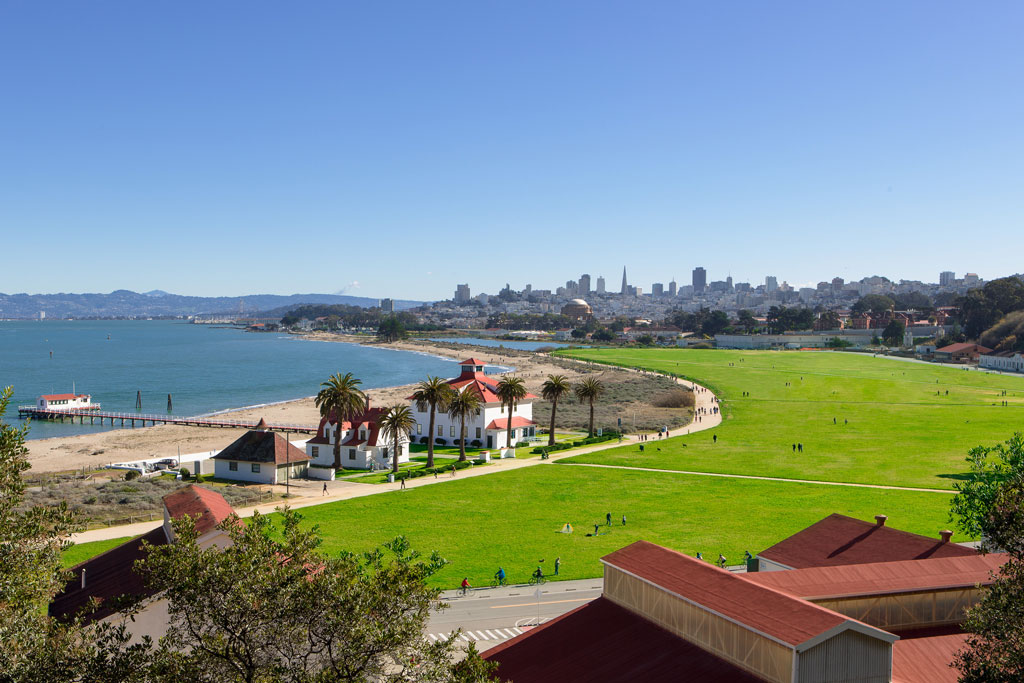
0, 320, 463, 440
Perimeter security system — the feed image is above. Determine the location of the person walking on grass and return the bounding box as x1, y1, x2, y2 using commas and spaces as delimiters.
713, 434, 717, 443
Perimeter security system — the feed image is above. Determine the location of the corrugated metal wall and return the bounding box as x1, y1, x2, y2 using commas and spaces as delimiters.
796, 629, 891, 683
603, 565, 794, 683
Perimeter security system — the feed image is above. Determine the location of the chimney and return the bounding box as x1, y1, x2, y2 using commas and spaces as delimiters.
940, 530, 953, 543
874, 514, 888, 527
365, 395, 370, 410
80, 568, 87, 589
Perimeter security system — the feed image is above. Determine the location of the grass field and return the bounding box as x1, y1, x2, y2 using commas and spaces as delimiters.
553, 349, 1024, 489
260, 465, 954, 588
62, 535, 133, 567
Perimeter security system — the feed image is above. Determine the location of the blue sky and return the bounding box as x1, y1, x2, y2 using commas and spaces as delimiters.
2, 2, 1022, 300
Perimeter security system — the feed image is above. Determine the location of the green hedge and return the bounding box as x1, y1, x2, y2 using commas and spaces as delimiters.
531, 432, 619, 454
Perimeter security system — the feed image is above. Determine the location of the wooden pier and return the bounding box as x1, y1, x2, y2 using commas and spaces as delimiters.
16, 406, 316, 434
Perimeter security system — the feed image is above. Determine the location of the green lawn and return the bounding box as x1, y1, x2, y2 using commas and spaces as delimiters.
553, 349, 1024, 489
62, 535, 134, 567
266, 465, 956, 588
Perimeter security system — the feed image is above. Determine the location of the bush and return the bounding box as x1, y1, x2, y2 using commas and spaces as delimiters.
124, 469, 140, 481
471, 439, 482, 448
454, 461, 471, 470
179, 467, 190, 479
515, 441, 530, 448
84, 495, 97, 505
435, 439, 447, 447
652, 389, 695, 408
419, 436, 429, 445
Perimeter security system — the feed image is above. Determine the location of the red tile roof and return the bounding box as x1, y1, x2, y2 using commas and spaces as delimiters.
936, 342, 992, 354
212, 430, 311, 465
458, 357, 489, 365
602, 541, 893, 649
484, 416, 538, 430
483, 597, 763, 683
49, 526, 169, 622
161, 485, 235, 536
743, 553, 1007, 600
757, 513, 977, 569
41, 393, 86, 400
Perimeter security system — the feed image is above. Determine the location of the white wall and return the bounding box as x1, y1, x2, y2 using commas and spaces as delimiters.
214, 459, 276, 484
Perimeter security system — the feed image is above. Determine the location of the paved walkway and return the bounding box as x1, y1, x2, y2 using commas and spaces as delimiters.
70, 362, 722, 544
559, 462, 955, 494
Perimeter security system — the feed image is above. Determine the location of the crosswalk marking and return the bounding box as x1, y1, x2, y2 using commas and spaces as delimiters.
428, 626, 524, 646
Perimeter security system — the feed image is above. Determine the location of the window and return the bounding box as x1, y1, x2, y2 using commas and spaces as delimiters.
229, 461, 238, 471
360, 430, 366, 440
437, 425, 443, 437
416, 401, 427, 412
311, 446, 319, 458
476, 427, 481, 438
475, 408, 481, 416
382, 448, 389, 459
450, 425, 455, 437
416, 423, 422, 434
348, 449, 356, 460
511, 429, 517, 439
251, 463, 261, 473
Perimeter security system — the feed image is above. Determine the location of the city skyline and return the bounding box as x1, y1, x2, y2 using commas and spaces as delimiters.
3, 3, 1023, 299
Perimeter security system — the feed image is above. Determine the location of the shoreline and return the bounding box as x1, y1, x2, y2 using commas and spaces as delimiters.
21, 337, 566, 473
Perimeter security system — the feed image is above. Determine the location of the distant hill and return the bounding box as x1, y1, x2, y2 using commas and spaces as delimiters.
0, 290, 425, 319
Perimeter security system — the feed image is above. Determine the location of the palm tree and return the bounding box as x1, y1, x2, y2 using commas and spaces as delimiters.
378, 404, 416, 475
314, 372, 367, 468
541, 375, 571, 447
574, 376, 605, 437
496, 376, 528, 453
411, 376, 454, 469
447, 387, 482, 462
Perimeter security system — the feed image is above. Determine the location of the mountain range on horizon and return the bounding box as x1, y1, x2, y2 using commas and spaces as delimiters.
0, 290, 425, 319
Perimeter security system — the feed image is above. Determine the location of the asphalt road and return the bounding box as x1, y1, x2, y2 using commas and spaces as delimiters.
428, 578, 603, 651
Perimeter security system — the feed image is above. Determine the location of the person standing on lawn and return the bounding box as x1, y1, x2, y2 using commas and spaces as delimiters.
554, 557, 560, 575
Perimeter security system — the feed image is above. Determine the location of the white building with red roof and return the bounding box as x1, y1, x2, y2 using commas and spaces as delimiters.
304, 399, 411, 470
36, 392, 97, 410
409, 358, 538, 451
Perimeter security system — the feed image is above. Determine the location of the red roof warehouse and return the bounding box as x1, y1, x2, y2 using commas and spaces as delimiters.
485, 514, 995, 683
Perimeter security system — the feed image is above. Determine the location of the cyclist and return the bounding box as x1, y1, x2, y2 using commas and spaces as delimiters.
532, 566, 544, 582
460, 577, 471, 594
495, 567, 507, 585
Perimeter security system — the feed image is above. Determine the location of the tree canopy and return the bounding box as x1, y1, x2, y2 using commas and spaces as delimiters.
958, 276, 1024, 339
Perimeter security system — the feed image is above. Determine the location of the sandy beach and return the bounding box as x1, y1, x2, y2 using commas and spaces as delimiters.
24, 338, 603, 473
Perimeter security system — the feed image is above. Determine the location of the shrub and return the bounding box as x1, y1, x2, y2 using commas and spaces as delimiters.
515, 441, 530, 448
690, 342, 713, 349
435, 439, 447, 447
124, 469, 140, 481
652, 389, 695, 408
419, 436, 429, 445
179, 467, 190, 479
84, 495, 97, 505
454, 461, 471, 470
471, 439, 482, 448
118, 497, 130, 505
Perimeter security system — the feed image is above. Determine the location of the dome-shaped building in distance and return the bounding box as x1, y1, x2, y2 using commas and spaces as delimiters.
561, 298, 593, 321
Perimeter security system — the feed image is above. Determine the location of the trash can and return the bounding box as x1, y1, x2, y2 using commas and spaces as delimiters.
387, 473, 394, 483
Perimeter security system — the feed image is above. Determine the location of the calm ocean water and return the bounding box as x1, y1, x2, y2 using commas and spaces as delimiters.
0, 320, 463, 440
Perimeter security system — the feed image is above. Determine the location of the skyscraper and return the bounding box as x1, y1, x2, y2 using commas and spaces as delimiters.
940, 271, 956, 286
765, 276, 778, 293
596, 276, 606, 294
651, 283, 664, 297
579, 274, 591, 295
621, 267, 628, 295
668, 279, 677, 297
454, 284, 471, 303
692, 267, 707, 293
